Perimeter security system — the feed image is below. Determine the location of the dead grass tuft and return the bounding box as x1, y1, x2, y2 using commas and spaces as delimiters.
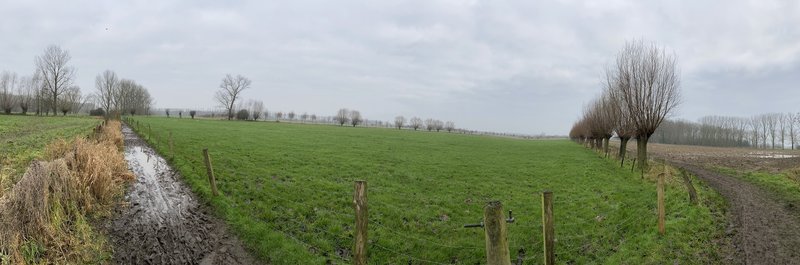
786, 167, 800, 184
96, 120, 124, 150
0, 120, 133, 264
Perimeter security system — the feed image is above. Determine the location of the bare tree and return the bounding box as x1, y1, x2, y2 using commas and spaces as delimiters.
585, 94, 615, 156
288, 111, 296, 120
0, 71, 17, 114
604, 66, 636, 163
790, 112, 798, 149
215, 74, 251, 120
301, 112, 309, 122
410, 117, 422, 130
35, 45, 75, 115
17, 74, 37, 114
349, 110, 362, 127
114, 79, 134, 115
94, 70, 118, 119
276, 111, 283, 121
166, 108, 170, 117
445, 121, 455, 132
778, 113, 787, 149
190, 110, 197, 119
612, 40, 681, 170
59, 85, 81, 115
311, 114, 317, 123
765, 113, 779, 149
335, 108, 349, 126
750, 115, 762, 148
249, 100, 264, 120
434, 120, 444, 132
394, 116, 405, 129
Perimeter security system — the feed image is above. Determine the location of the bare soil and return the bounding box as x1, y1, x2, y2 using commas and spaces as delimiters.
109, 125, 260, 264
643, 143, 800, 173
627, 142, 800, 264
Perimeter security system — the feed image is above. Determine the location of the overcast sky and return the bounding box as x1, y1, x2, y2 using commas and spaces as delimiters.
1, 0, 799, 135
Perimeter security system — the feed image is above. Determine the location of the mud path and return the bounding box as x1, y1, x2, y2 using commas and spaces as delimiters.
675, 162, 800, 265
109, 125, 259, 264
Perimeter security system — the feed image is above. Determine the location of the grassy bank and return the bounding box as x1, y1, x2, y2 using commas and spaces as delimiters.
0, 119, 132, 264
129, 116, 726, 264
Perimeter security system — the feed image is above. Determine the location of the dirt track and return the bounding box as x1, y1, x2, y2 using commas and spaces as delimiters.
109, 125, 259, 264
611, 142, 800, 263
675, 163, 800, 264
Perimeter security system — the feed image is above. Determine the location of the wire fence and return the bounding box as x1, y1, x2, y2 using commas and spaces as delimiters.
124, 116, 705, 265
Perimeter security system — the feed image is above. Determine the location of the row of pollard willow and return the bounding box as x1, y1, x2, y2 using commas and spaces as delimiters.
122, 118, 677, 264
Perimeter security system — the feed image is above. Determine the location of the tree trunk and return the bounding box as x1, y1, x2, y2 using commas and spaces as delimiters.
637, 135, 649, 170
53, 94, 58, 116
603, 137, 610, 157
619, 137, 630, 166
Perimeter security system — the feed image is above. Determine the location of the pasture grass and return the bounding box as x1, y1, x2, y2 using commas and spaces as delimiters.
129, 117, 726, 264
0, 115, 100, 195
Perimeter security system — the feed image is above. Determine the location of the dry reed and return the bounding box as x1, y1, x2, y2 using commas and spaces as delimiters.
0, 120, 133, 264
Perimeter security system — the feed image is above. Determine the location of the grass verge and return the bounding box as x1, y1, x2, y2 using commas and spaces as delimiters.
713, 166, 800, 210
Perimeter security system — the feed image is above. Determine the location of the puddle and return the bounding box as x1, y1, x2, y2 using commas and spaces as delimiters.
109, 125, 257, 265
746, 152, 800, 159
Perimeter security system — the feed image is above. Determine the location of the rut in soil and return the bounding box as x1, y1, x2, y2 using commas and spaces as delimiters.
109, 125, 258, 265
676, 163, 800, 265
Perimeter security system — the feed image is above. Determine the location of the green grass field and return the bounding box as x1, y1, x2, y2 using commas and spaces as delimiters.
128, 117, 726, 264
0, 115, 101, 192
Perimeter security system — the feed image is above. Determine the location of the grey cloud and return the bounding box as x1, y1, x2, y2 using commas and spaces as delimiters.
0, 0, 798, 135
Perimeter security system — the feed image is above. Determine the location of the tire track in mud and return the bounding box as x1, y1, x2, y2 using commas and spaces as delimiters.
110, 125, 259, 265
676, 162, 800, 265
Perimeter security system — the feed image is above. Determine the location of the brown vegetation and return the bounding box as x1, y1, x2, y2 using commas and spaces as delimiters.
0, 120, 132, 264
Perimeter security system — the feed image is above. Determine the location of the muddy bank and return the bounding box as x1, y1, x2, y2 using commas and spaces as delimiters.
110, 125, 259, 264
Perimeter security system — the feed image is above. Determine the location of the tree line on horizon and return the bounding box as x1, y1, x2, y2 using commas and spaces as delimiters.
651, 112, 800, 149
0, 45, 154, 118
194, 73, 462, 133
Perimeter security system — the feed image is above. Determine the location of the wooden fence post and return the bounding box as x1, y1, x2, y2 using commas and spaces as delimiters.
678, 169, 698, 205
353, 180, 368, 265
202, 148, 219, 196
542, 191, 555, 265
484, 201, 511, 265
148, 124, 151, 141
657, 173, 666, 235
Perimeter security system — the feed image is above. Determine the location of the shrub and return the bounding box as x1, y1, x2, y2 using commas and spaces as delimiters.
189, 110, 196, 119
89, 108, 105, 116
236, 109, 250, 120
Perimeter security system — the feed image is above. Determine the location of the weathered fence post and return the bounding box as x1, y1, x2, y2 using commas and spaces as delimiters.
148, 124, 151, 141
353, 180, 368, 265
657, 173, 666, 235
484, 201, 511, 265
202, 148, 219, 196
678, 169, 698, 205
542, 191, 554, 265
